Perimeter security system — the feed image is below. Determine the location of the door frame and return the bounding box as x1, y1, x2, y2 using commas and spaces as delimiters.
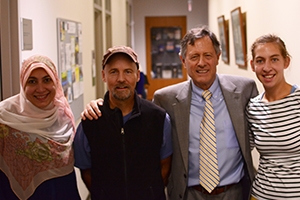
0, 0, 20, 100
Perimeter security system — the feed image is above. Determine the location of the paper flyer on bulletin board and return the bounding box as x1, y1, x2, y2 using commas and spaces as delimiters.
57, 18, 83, 120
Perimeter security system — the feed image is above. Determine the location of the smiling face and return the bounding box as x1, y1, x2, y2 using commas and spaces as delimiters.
102, 53, 140, 103
24, 68, 56, 109
181, 36, 220, 90
250, 42, 290, 90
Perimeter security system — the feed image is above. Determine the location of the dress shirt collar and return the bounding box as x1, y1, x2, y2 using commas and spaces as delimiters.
191, 75, 221, 102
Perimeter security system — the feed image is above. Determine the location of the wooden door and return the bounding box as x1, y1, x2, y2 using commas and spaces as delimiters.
145, 16, 187, 100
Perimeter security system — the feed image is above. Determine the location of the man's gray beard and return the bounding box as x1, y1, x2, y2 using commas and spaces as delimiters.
113, 91, 132, 101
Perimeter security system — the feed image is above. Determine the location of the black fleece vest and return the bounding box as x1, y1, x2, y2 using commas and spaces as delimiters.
82, 92, 166, 200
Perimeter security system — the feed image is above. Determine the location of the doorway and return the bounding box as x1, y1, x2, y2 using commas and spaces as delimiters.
145, 16, 187, 100
0, 0, 20, 100
94, 0, 112, 98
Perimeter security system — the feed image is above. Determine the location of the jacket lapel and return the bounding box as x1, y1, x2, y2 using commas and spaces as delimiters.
219, 76, 246, 152
173, 81, 192, 173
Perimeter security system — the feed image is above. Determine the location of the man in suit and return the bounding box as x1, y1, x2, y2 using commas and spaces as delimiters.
81, 26, 258, 200
152, 26, 258, 200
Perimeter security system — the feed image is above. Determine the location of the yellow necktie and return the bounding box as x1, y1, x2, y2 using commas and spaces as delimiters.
199, 90, 219, 193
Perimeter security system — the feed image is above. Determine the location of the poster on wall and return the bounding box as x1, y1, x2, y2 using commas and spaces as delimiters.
57, 18, 83, 120
57, 18, 83, 102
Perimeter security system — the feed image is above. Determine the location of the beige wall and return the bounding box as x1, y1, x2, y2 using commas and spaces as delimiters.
111, 0, 128, 45
208, 0, 300, 94
19, 0, 96, 114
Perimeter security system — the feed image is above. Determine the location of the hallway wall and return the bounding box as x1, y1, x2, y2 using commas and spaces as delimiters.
132, 0, 208, 73
19, 0, 96, 115
208, 0, 300, 93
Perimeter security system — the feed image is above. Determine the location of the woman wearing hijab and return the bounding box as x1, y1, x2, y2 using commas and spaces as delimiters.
0, 55, 80, 200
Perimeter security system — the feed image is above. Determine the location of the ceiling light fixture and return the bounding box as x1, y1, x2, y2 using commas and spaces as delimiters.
188, 0, 192, 12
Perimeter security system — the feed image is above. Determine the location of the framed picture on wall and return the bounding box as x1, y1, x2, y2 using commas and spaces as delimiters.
231, 7, 247, 69
217, 15, 229, 64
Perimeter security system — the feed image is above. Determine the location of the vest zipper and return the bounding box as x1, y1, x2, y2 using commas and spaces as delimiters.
121, 127, 129, 199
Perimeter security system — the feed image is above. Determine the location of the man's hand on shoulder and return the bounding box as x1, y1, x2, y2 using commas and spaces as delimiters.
81, 98, 103, 120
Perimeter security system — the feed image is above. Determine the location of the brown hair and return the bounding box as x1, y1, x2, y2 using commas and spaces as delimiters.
251, 34, 291, 59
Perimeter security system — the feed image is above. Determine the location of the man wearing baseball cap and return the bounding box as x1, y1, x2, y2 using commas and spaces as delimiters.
73, 46, 172, 200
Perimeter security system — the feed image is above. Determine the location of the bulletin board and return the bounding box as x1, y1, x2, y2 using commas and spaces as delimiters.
57, 18, 83, 120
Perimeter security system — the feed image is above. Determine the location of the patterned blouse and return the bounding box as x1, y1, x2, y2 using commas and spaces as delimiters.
246, 87, 300, 200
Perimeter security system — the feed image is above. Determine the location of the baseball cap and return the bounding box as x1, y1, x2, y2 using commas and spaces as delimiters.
102, 46, 139, 69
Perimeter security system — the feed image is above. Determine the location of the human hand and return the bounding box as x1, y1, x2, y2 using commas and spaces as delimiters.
81, 98, 103, 120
